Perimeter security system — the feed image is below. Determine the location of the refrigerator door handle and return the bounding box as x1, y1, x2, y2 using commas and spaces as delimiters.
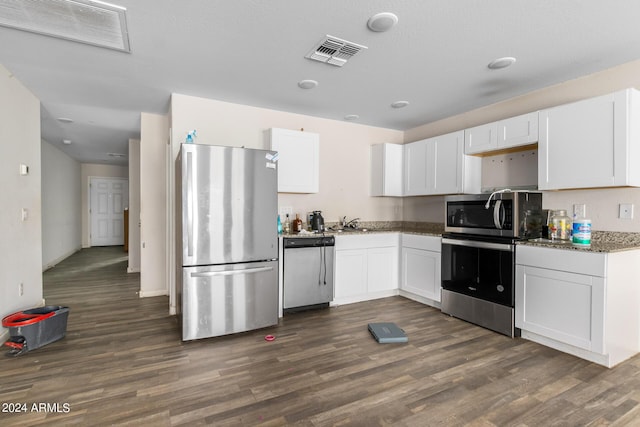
190, 266, 274, 278
186, 151, 194, 257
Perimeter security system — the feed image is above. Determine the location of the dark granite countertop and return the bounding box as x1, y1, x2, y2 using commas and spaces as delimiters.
281, 221, 443, 238
517, 231, 640, 253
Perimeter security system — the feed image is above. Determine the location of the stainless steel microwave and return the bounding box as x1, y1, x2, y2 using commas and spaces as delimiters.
444, 191, 543, 238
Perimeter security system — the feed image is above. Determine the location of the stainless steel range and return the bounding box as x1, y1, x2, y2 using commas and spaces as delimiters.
440, 191, 543, 337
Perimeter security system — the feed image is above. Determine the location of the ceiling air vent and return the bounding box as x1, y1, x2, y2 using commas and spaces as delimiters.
305, 35, 367, 67
0, 0, 130, 53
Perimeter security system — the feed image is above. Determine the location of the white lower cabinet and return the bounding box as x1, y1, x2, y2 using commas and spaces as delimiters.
400, 234, 441, 306
333, 234, 399, 305
516, 245, 640, 367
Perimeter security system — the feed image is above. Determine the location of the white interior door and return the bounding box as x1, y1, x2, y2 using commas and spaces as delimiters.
90, 177, 129, 246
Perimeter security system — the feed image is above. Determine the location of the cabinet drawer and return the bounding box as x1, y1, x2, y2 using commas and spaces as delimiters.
516, 245, 606, 277
335, 233, 400, 250
402, 233, 441, 252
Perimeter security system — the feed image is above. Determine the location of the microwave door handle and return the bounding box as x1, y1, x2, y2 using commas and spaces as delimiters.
493, 200, 504, 229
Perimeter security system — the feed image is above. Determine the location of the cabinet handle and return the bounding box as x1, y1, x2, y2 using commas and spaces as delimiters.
190, 266, 274, 278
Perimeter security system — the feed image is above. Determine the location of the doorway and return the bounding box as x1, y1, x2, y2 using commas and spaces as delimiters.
89, 177, 129, 247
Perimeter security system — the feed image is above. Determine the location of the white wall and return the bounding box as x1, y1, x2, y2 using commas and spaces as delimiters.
128, 139, 141, 273
404, 59, 640, 232
140, 113, 168, 297
0, 64, 43, 341
170, 93, 404, 223
41, 140, 81, 270
80, 163, 128, 247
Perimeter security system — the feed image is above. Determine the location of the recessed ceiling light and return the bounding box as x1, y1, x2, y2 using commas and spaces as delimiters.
391, 100, 409, 109
62, 139, 72, 145
57, 117, 73, 123
108, 153, 126, 158
344, 114, 360, 121
488, 57, 516, 70
367, 12, 398, 32
298, 79, 319, 89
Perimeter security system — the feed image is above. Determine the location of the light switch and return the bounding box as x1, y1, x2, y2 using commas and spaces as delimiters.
19, 164, 29, 175
21, 208, 28, 221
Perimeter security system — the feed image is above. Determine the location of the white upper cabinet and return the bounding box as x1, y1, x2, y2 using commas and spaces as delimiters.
464, 122, 496, 154
465, 112, 539, 155
370, 143, 403, 196
405, 130, 481, 196
538, 89, 640, 190
498, 112, 539, 149
269, 128, 319, 193
404, 138, 428, 196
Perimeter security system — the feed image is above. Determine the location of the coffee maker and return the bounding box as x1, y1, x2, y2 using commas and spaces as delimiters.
310, 211, 325, 232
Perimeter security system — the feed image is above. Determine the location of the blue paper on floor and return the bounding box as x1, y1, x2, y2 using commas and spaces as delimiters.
368, 322, 408, 343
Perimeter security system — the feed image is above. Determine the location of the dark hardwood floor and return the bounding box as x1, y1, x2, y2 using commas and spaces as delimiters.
1, 246, 640, 426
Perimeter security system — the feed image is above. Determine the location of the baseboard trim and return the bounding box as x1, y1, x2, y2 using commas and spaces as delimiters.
127, 267, 141, 273
139, 289, 168, 298
42, 247, 82, 272
0, 329, 8, 345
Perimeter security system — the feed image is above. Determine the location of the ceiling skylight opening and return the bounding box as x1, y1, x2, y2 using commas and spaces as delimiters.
0, 0, 131, 53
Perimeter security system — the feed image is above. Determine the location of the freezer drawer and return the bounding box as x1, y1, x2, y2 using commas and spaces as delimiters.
182, 260, 278, 341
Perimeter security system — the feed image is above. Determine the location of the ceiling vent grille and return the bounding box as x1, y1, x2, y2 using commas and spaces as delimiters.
305, 35, 367, 67
0, 0, 130, 53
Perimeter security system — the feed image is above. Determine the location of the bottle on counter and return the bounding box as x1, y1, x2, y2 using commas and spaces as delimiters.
284, 213, 291, 234
277, 215, 282, 235
293, 213, 303, 233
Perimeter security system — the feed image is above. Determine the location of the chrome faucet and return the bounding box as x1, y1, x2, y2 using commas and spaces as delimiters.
344, 217, 360, 229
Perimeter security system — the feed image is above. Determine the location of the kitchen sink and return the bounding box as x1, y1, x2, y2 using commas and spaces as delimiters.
333, 227, 368, 233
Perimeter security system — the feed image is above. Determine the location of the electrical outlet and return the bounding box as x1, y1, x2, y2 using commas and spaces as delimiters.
19, 283, 23, 296
619, 203, 634, 219
279, 206, 293, 218
573, 204, 586, 219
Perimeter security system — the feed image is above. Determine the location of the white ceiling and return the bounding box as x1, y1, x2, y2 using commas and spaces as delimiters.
2, 0, 640, 167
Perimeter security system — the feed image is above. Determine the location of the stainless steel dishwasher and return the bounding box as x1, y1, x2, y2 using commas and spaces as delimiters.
283, 236, 335, 312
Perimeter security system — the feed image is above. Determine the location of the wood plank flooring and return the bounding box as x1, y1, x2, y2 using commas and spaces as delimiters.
1, 246, 640, 426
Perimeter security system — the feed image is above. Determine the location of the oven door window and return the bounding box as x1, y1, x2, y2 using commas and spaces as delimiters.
441, 241, 514, 307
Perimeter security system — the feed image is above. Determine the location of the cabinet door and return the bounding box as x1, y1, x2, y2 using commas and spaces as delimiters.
464, 122, 497, 154
269, 128, 319, 193
367, 247, 398, 293
430, 131, 463, 195
371, 143, 403, 196
516, 265, 605, 352
404, 139, 429, 195
401, 247, 441, 301
538, 91, 628, 190
498, 112, 539, 149
334, 249, 367, 299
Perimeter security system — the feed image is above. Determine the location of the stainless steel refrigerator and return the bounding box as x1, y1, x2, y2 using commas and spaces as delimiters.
177, 144, 279, 341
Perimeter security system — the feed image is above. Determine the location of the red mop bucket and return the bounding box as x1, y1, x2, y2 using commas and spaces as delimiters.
2, 306, 69, 357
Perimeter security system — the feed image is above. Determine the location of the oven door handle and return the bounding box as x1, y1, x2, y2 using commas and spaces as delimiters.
493, 199, 505, 229
442, 237, 514, 252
